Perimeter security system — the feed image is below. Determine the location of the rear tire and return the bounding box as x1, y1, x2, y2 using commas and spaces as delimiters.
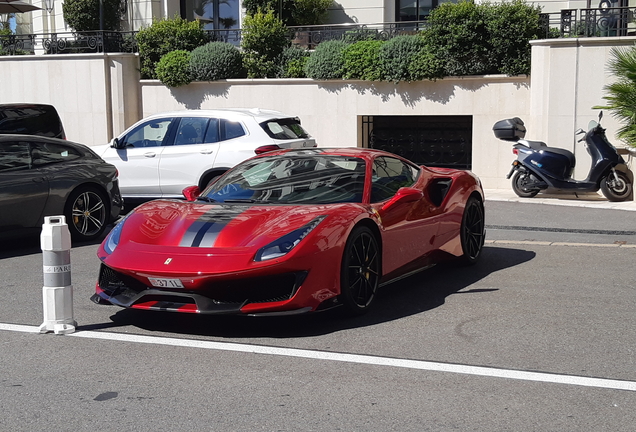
600, 171, 632, 202
459, 196, 485, 265
511, 171, 540, 198
64, 186, 109, 242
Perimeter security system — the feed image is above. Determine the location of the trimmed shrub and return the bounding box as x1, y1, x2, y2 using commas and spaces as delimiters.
343, 40, 384, 81
241, 9, 291, 78
378, 35, 425, 82
156, 50, 192, 87
286, 57, 309, 78
423, 1, 491, 76
484, 0, 542, 76
408, 45, 445, 81
305, 40, 348, 80
136, 17, 209, 79
280, 45, 310, 78
190, 42, 245, 81
62, 0, 123, 31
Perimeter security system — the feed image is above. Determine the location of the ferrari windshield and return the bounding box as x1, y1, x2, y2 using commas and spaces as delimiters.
203, 154, 366, 204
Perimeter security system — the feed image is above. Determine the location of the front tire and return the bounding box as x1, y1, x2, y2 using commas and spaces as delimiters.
511, 171, 540, 198
459, 196, 485, 265
600, 171, 632, 202
340, 226, 381, 316
65, 186, 109, 241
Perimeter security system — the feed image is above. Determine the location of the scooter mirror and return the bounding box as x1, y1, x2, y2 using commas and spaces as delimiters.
598, 111, 603, 122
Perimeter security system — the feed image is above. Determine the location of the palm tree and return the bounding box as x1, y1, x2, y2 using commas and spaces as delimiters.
596, 45, 636, 148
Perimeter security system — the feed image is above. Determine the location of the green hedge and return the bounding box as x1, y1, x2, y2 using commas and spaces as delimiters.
305, 40, 348, 80
156, 50, 192, 87
190, 42, 246, 81
136, 17, 209, 79
343, 40, 384, 81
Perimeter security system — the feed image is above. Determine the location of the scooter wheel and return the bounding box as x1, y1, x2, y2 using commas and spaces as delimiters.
600, 171, 632, 202
511, 171, 540, 198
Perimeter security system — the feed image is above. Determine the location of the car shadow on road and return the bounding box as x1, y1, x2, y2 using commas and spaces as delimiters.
86, 245, 535, 338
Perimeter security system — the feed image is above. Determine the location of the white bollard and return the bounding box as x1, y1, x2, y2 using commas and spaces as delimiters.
39, 216, 76, 335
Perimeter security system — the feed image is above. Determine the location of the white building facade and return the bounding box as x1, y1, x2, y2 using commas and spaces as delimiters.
23, 0, 633, 35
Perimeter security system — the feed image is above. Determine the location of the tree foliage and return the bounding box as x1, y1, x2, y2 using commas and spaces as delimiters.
243, 0, 332, 26
241, 9, 290, 78
596, 45, 636, 147
62, 0, 124, 31
423, 0, 541, 77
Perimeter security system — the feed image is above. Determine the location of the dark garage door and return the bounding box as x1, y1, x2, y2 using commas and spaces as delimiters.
362, 115, 472, 169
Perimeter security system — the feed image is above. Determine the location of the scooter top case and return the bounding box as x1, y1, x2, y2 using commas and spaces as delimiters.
517, 143, 576, 180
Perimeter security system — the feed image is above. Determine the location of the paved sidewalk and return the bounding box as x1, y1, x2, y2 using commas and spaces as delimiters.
484, 189, 636, 211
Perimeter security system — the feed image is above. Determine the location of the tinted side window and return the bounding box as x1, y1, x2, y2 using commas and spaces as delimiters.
174, 117, 209, 146
120, 118, 173, 148
32, 141, 81, 166
203, 118, 219, 143
371, 157, 418, 202
0, 142, 32, 172
0, 105, 65, 139
220, 119, 246, 141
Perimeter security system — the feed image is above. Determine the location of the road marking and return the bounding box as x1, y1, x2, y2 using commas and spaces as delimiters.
485, 239, 636, 247
2, 323, 636, 392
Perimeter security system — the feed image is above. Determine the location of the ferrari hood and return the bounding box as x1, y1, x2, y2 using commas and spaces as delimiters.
119, 200, 336, 249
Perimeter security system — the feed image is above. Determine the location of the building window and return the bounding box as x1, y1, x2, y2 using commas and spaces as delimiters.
190, 0, 240, 30
396, 0, 457, 21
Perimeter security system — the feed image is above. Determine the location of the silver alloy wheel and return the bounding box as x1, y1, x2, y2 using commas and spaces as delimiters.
70, 189, 107, 238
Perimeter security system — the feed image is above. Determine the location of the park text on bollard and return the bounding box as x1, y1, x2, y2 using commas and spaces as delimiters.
39, 216, 77, 335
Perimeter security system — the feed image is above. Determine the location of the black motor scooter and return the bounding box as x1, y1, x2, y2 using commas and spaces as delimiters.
493, 112, 634, 202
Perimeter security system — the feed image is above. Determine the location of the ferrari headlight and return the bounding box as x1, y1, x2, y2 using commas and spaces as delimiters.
255, 215, 327, 262
103, 213, 130, 255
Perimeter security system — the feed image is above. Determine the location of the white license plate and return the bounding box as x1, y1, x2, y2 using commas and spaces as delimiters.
148, 278, 184, 288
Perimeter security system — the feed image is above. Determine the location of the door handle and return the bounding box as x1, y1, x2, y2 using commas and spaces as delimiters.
200, 149, 214, 154
144, 152, 156, 158
32, 177, 45, 183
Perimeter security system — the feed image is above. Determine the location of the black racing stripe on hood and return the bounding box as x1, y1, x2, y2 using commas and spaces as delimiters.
179, 205, 251, 248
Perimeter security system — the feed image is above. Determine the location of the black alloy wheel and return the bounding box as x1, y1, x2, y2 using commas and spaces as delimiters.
340, 226, 381, 316
511, 171, 540, 198
459, 196, 485, 265
65, 186, 109, 241
600, 171, 633, 202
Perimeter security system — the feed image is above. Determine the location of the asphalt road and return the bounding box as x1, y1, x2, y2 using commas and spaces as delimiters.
1, 200, 635, 431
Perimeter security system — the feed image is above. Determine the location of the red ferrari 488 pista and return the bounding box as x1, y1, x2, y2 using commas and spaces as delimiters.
92, 147, 485, 316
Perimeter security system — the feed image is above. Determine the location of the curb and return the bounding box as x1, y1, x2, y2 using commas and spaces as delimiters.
483, 189, 636, 212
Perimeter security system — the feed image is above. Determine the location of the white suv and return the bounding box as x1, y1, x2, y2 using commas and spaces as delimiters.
92, 108, 316, 200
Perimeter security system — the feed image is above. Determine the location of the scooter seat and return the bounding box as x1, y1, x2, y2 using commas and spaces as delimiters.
519, 139, 547, 150
542, 146, 576, 169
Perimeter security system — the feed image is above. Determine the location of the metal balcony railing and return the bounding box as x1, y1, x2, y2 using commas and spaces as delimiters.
1, 8, 635, 57
539, 6, 636, 38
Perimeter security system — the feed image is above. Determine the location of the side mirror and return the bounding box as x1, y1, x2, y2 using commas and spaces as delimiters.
381, 187, 423, 211
111, 138, 122, 149
182, 185, 201, 202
